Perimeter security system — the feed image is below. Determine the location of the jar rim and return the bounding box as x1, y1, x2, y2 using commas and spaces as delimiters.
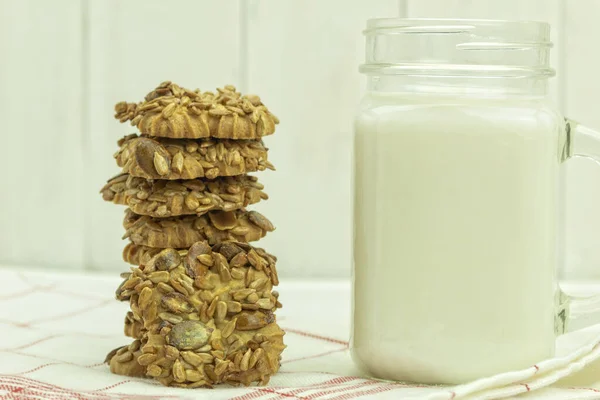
361, 18, 554, 78
365, 18, 550, 34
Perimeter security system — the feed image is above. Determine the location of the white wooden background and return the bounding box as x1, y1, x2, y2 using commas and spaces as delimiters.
1, 0, 599, 279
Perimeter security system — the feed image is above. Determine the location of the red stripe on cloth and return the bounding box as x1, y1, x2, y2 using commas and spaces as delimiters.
0, 376, 96, 400
283, 347, 348, 364
567, 387, 600, 393
235, 387, 305, 400
295, 376, 360, 391
521, 383, 531, 392
27, 299, 113, 326
93, 380, 132, 392
4, 334, 61, 351
0, 383, 78, 400
310, 376, 360, 387
0, 375, 174, 399
67, 331, 115, 339
0, 284, 56, 301
303, 379, 423, 400
0, 311, 109, 331
0, 316, 116, 339
0, 318, 30, 328
16, 362, 61, 375
302, 380, 379, 399
282, 328, 349, 346
15, 361, 104, 376
6, 351, 108, 372
229, 388, 270, 400
229, 378, 359, 400
326, 383, 398, 400
262, 387, 303, 398
533, 364, 539, 372
268, 377, 361, 400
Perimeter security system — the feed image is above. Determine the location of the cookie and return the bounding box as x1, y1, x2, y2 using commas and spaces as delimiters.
102, 174, 268, 218
122, 242, 165, 267
114, 82, 278, 140
115, 135, 274, 180
123, 209, 275, 249
123, 310, 144, 339
105, 340, 146, 378
113, 241, 285, 387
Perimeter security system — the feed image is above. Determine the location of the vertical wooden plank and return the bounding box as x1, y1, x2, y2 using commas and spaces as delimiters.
563, 0, 600, 279
398, 0, 408, 16
0, 0, 84, 269
86, 0, 242, 271
405, 0, 563, 107
246, 0, 399, 278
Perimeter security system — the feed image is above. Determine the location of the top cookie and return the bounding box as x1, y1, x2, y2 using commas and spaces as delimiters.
115, 82, 279, 140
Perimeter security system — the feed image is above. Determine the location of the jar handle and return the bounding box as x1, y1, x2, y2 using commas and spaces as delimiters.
557, 119, 600, 334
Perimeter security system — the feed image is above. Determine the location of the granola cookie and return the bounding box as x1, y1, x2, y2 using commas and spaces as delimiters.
102, 174, 268, 218
115, 82, 278, 140
122, 242, 164, 267
115, 135, 274, 180
123, 209, 275, 249
112, 241, 285, 387
105, 340, 146, 378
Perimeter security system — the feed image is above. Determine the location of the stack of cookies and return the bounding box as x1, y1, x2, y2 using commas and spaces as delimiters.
100, 82, 285, 388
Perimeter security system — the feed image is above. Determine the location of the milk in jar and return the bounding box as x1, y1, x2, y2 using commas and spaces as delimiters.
352, 92, 562, 383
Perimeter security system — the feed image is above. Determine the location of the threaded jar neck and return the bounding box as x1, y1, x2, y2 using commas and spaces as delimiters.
361, 19, 554, 97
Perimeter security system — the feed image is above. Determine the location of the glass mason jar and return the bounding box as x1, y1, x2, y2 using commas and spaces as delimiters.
352, 19, 600, 385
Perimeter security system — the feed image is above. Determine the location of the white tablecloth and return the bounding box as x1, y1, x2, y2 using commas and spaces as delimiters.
1, 267, 600, 399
